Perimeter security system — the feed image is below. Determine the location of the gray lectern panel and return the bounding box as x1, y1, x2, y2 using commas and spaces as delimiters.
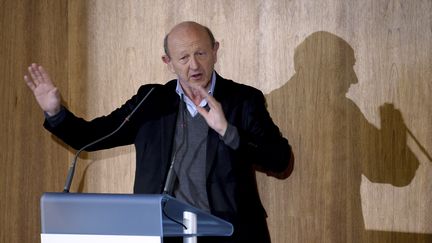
41, 193, 233, 237
162, 196, 233, 237
41, 193, 163, 236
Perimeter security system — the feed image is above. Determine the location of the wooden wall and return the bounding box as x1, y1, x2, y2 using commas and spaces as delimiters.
0, 1, 69, 242
1, 0, 431, 242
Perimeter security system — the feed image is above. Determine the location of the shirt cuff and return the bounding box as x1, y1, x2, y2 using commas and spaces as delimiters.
221, 124, 240, 150
44, 106, 66, 127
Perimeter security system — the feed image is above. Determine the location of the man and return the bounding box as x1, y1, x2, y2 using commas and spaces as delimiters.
25, 21, 292, 243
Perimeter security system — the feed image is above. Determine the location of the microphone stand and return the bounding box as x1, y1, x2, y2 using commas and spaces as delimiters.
162, 94, 187, 195
63, 87, 155, 193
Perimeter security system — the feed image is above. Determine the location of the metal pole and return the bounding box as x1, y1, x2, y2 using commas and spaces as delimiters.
183, 211, 197, 243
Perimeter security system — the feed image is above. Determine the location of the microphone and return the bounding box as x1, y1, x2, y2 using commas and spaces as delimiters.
63, 87, 156, 193
162, 94, 187, 195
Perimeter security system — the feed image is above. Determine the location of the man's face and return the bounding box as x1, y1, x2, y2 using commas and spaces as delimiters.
163, 25, 219, 90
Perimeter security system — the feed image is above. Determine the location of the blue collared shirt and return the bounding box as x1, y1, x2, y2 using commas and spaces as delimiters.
175, 72, 216, 117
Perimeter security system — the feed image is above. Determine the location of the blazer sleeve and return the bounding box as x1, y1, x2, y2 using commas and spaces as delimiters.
236, 89, 292, 173
43, 84, 161, 151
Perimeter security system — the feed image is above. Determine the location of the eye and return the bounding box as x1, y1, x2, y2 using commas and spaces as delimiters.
178, 55, 189, 63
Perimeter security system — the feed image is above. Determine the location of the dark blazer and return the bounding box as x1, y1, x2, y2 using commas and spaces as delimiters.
45, 73, 292, 243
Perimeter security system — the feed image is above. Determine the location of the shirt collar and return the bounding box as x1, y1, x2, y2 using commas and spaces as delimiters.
175, 72, 216, 117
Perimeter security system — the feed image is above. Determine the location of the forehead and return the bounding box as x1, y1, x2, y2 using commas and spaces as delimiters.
168, 26, 213, 54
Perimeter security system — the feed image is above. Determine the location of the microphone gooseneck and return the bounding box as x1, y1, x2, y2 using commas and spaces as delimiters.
63, 87, 155, 193
162, 94, 187, 195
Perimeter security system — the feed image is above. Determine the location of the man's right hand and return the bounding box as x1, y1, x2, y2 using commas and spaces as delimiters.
24, 63, 62, 116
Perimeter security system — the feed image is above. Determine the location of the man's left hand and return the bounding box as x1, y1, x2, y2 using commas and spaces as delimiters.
195, 86, 228, 136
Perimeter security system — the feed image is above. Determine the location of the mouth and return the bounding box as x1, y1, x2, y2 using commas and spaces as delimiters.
190, 73, 203, 80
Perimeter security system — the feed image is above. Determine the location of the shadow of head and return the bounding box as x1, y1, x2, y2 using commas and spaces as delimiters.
293, 31, 357, 94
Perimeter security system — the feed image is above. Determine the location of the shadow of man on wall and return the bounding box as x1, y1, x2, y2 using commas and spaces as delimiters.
265, 31, 431, 242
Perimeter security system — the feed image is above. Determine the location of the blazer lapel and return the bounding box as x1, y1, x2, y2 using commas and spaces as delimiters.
160, 86, 180, 184
206, 129, 220, 178
206, 74, 228, 178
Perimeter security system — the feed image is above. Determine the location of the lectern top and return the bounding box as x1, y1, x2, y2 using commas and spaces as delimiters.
41, 193, 233, 237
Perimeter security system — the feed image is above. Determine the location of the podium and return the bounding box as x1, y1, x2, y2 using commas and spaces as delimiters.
40, 192, 233, 243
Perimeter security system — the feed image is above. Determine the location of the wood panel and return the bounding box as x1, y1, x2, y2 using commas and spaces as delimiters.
1, 0, 431, 242
0, 0, 69, 242
260, 1, 432, 242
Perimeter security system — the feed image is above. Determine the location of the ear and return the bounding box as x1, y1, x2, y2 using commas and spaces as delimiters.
213, 41, 220, 52
162, 54, 170, 64
162, 55, 175, 73
213, 41, 220, 63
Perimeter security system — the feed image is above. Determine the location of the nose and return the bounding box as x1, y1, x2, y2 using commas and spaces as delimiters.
189, 56, 199, 70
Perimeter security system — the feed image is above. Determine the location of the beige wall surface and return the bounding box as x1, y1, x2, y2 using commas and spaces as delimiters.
1, 0, 431, 242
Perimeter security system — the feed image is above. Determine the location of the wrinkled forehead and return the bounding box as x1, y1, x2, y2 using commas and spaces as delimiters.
167, 24, 213, 54
169, 38, 210, 55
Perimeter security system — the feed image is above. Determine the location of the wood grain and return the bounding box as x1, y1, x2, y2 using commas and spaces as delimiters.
0, 0, 431, 242
0, 1, 69, 242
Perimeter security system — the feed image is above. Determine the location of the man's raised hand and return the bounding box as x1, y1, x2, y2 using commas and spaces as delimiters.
24, 63, 61, 116
195, 86, 228, 136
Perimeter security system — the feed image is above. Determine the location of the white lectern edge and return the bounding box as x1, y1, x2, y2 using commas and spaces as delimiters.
41, 233, 161, 243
